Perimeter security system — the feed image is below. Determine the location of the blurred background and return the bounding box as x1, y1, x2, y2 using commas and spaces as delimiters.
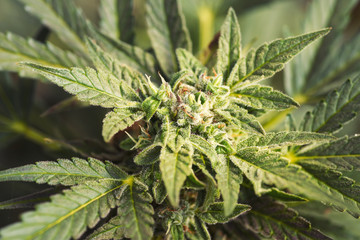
0, 0, 360, 238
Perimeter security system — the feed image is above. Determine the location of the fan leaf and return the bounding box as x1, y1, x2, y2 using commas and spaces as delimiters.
0, 180, 124, 240
22, 63, 141, 108
231, 28, 330, 90
0, 157, 127, 186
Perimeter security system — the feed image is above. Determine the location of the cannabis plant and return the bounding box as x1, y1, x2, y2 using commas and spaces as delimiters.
1, 0, 360, 239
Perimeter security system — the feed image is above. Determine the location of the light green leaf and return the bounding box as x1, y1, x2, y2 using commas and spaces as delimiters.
102, 108, 145, 142
232, 147, 360, 218
217, 8, 241, 82
237, 131, 332, 149
238, 198, 332, 240
297, 135, 360, 171
301, 74, 360, 133
86, 216, 124, 240
170, 224, 184, 240
176, 48, 207, 82
0, 180, 123, 240
99, 0, 134, 43
160, 125, 193, 207
231, 28, 330, 90
117, 178, 154, 240
86, 39, 156, 99
215, 106, 265, 135
0, 157, 127, 186
187, 217, 210, 240
146, 0, 192, 75
0, 32, 87, 77
22, 63, 141, 108
231, 84, 299, 110
142, 96, 161, 121
215, 155, 242, 216
197, 202, 251, 224
134, 144, 162, 165
19, 0, 89, 55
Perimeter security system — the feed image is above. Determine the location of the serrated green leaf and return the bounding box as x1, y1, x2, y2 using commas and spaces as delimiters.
102, 108, 145, 142
160, 124, 193, 207
296, 160, 360, 218
19, 0, 89, 55
297, 135, 360, 171
170, 224, 185, 240
217, 8, 241, 82
86, 39, 155, 100
237, 131, 332, 149
99, 0, 134, 43
0, 180, 123, 240
85, 216, 124, 240
22, 63, 141, 108
134, 144, 162, 165
231, 84, 299, 110
197, 202, 251, 224
176, 48, 207, 82
188, 217, 211, 240
301, 74, 360, 133
117, 178, 154, 240
265, 188, 308, 202
146, 0, 192, 75
0, 157, 127, 186
215, 106, 265, 135
142, 96, 161, 121
0, 32, 87, 77
232, 147, 360, 218
215, 155, 242, 216
231, 28, 330, 90
237, 198, 332, 240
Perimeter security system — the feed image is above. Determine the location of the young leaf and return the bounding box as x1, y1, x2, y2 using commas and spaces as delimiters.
237, 198, 332, 240
0, 157, 127, 186
19, 0, 89, 55
237, 131, 332, 149
85, 216, 124, 240
146, 0, 192, 75
215, 106, 265, 135
197, 202, 251, 224
117, 178, 154, 240
0, 180, 123, 240
187, 217, 211, 240
102, 108, 145, 142
160, 125, 193, 207
99, 0, 134, 43
296, 135, 360, 171
230, 28, 330, 90
0, 32, 87, 77
215, 155, 243, 216
22, 63, 141, 108
231, 84, 299, 110
217, 8, 241, 82
176, 48, 207, 82
301, 74, 360, 133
